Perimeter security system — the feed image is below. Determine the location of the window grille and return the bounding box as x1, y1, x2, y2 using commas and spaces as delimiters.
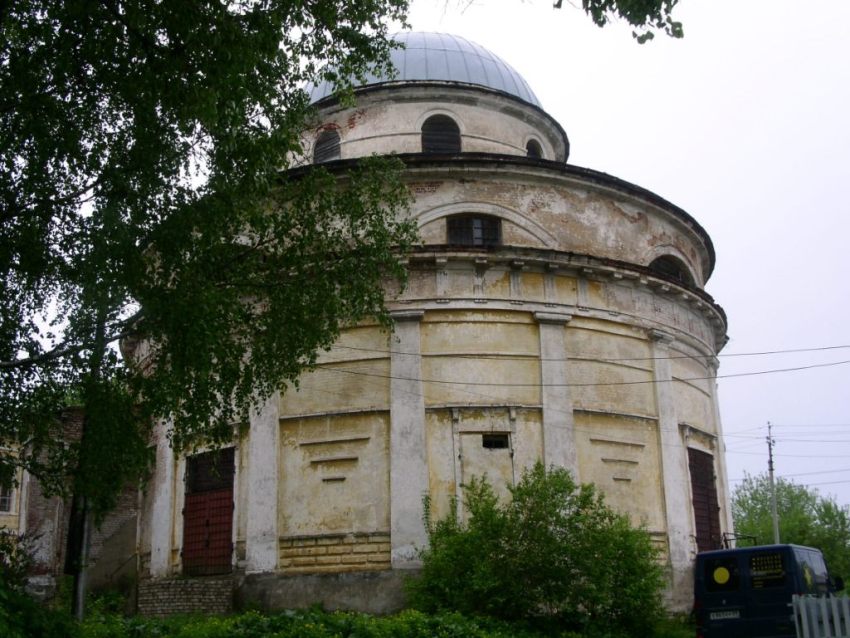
649, 255, 694, 286
313, 129, 341, 163
447, 215, 501, 247
421, 115, 461, 153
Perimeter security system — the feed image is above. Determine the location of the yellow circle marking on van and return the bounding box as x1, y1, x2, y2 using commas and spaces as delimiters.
714, 566, 731, 584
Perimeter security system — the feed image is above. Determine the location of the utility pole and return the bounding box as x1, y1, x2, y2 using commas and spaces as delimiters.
767, 422, 780, 544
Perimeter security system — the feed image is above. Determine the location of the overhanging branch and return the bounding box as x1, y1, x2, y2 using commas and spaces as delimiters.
0, 309, 144, 371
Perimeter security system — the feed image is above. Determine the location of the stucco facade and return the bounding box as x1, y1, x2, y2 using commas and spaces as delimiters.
137, 32, 731, 613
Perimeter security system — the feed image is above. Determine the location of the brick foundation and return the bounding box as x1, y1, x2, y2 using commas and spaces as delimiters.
279, 532, 391, 574
137, 577, 233, 617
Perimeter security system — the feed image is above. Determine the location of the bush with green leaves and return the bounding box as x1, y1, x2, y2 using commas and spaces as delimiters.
0, 529, 79, 638
0, 528, 33, 588
77, 608, 564, 638
407, 463, 665, 637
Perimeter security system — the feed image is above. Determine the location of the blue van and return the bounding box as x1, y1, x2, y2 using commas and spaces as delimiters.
694, 544, 844, 638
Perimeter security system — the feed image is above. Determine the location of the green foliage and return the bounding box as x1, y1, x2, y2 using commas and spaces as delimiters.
1, 0, 412, 515
651, 614, 694, 638
732, 473, 850, 579
555, 0, 684, 42
73, 605, 689, 638
0, 531, 79, 638
0, 529, 33, 589
408, 463, 665, 637
77, 607, 568, 638
0, 584, 80, 638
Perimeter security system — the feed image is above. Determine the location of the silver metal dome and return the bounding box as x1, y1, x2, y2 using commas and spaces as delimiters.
308, 32, 541, 107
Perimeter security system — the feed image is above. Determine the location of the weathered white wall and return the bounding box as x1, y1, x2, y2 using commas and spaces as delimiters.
149, 420, 175, 577
141, 79, 730, 615
302, 86, 567, 164
245, 393, 280, 573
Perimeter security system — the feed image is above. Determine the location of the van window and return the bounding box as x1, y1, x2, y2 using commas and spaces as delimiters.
704, 556, 740, 592
750, 552, 786, 589
794, 547, 829, 594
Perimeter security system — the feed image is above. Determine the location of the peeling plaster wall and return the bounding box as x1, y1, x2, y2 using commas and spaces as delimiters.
140, 252, 727, 612
409, 168, 711, 285
302, 86, 567, 164
139, 77, 729, 615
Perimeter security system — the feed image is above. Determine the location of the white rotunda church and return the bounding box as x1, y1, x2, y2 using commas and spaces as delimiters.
137, 32, 731, 613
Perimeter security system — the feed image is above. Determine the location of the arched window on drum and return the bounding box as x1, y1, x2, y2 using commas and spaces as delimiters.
421, 115, 461, 154
313, 129, 340, 163
649, 255, 694, 287
526, 139, 543, 159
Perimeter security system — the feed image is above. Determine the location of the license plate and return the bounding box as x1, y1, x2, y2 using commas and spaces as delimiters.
710, 610, 741, 620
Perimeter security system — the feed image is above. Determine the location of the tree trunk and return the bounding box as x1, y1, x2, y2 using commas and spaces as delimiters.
70, 496, 90, 620
69, 302, 108, 619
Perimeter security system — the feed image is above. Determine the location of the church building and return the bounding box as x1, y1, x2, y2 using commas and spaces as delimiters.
136, 32, 732, 613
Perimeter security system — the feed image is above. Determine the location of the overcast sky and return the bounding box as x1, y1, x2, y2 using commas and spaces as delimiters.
397, 0, 850, 508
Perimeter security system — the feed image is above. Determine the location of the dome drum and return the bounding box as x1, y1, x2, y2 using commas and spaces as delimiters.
305, 85, 569, 165
390, 157, 715, 286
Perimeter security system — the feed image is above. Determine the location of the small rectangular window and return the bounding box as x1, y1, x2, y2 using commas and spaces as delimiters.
447, 215, 501, 247
482, 434, 509, 449
0, 485, 13, 512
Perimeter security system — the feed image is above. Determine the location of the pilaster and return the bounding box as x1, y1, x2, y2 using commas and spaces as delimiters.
650, 330, 693, 601
245, 392, 280, 573
707, 362, 734, 536
389, 310, 428, 567
534, 312, 577, 477
150, 420, 175, 577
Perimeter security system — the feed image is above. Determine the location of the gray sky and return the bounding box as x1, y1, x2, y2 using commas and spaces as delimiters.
399, 0, 850, 507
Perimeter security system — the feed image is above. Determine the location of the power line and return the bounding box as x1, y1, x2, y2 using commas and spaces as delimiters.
775, 437, 850, 443
726, 450, 850, 459
287, 371, 837, 459
766, 423, 850, 428
318, 357, 850, 388
778, 467, 850, 479
806, 479, 850, 487
287, 373, 705, 453
725, 432, 850, 443
329, 342, 850, 362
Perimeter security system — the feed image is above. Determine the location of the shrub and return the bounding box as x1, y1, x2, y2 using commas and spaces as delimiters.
0, 528, 33, 588
0, 529, 79, 638
78, 608, 559, 638
407, 462, 665, 637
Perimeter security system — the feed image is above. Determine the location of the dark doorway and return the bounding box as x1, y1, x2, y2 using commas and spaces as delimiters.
182, 448, 235, 576
688, 447, 722, 552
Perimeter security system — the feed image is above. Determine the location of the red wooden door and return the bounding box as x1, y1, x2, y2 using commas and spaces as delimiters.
182, 448, 234, 576
688, 448, 722, 552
